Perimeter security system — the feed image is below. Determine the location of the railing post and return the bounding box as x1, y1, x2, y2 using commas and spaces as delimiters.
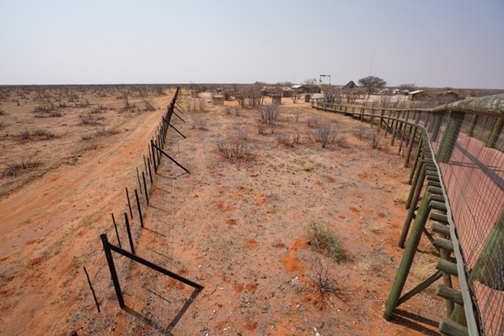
404, 126, 418, 167
408, 135, 423, 184
470, 208, 504, 290
397, 122, 405, 154
400, 163, 428, 247
485, 117, 504, 149
385, 188, 434, 320
425, 113, 431, 129
466, 114, 479, 137
391, 119, 398, 145
437, 112, 465, 164
431, 112, 445, 143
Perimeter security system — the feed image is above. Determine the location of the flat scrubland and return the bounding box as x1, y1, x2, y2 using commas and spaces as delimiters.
0, 88, 443, 336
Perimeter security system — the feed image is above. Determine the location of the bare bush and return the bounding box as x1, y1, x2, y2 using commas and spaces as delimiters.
32, 129, 56, 139
191, 118, 208, 130
215, 138, 251, 159
79, 113, 102, 125
345, 90, 362, 104
20, 131, 31, 140
0, 108, 6, 115
304, 252, 345, 302
233, 124, 249, 142
259, 104, 279, 124
1, 158, 42, 178
245, 84, 263, 107
224, 106, 241, 116
96, 127, 120, 137
90, 105, 106, 114
277, 133, 295, 147
366, 129, 384, 149
323, 85, 342, 103
354, 124, 369, 140
309, 121, 338, 148
215, 126, 252, 159
307, 117, 323, 128
277, 130, 301, 147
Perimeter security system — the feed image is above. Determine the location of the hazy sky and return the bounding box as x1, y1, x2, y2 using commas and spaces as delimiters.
1, 0, 503, 88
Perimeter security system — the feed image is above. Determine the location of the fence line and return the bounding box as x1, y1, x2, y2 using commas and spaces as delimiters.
49, 88, 183, 335
313, 93, 504, 336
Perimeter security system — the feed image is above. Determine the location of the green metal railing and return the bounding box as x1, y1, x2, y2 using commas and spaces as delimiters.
313, 94, 504, 336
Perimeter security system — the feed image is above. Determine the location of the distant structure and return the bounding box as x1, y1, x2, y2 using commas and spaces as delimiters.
282, 87, 295, 97
271, 94, 282, 105
212, 95, 224, 105
408, 90, 426, 100
292, 84, 322, 94
343, 80, 358, 90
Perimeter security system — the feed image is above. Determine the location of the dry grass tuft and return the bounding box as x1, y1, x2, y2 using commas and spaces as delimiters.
303, 155, 324, 171
393, 185, 411, 204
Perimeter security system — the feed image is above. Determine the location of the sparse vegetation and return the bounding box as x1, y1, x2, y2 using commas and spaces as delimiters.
224, 106, 241, 116
19, 129, 56, 140
309, 121, 338, 148
259, 104, 279, 124
366, 129, 384, 149
307, 117, 323, 128
305, 220, 345, 261
304, 253, 345, 301
335, 135, 349, 147
1, 158, 42, 177
79, 113, 102, 125
191, 118, 208, 130
215, 125, 252, 159
303, 155, 324, 171
95, 127, 119, 137
277, 130, 301, 147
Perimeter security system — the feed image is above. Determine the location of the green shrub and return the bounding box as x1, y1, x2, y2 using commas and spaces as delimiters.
305, 220, 345, 261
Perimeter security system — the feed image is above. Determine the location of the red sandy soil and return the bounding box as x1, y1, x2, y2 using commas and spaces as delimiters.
0, 88, 175, 335
0, 91, 444, 336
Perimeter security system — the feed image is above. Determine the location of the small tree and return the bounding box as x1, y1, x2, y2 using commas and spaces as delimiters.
323, 85, 341, 103
303, 78, 317, 94
398, 83, 417, 91
358, 76, 387, 98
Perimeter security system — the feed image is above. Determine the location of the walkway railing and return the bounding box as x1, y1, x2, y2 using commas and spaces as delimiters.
313, 94, 504, 336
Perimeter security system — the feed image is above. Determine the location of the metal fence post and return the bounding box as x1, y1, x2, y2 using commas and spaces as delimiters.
100, 234, 125, 308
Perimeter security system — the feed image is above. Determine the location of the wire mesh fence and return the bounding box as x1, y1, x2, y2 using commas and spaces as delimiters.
313, 95, 504, 336
423, 111, 504, 336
